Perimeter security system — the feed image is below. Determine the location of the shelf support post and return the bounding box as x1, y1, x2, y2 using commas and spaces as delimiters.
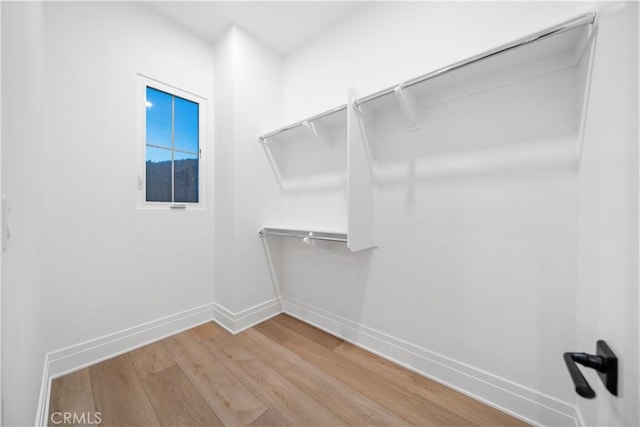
347, 87, 377, 252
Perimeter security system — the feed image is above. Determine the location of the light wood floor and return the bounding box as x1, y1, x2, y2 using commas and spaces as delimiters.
48, 314, 527, 427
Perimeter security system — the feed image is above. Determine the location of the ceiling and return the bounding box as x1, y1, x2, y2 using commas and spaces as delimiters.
145, 2, 363, 55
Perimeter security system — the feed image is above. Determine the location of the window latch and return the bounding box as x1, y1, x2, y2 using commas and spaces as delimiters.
137, 174, 144, 190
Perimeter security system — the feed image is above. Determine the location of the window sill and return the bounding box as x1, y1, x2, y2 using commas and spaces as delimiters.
136, 203, 207, 211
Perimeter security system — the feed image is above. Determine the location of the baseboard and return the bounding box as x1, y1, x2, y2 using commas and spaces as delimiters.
35, 297, 283, 426
35, 355, 51, 427
46, 302, 216, 379
35, 302, 216, 426
575, 406, 586, 427
213, 297, 282, 334
282, 297, 581, 427
35, 296, 582, 426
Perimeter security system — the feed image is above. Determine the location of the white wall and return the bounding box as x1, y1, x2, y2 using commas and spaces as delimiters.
1, 2, 47, 425
41, 2, 215, 351
277, 2, 587, 425
0, 2, 3, 424
213, 26, 283, 319
576, 2, 639, 426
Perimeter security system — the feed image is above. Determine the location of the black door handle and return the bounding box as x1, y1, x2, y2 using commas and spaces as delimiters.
563, 352, 603, 398
564, 340, 617, 398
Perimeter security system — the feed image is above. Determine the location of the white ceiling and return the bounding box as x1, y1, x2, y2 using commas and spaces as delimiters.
145, 1, 363, 55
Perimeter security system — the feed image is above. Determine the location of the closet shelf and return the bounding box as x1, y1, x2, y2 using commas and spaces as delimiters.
259, 12, 595, 139
258, 104, 347, 144
353, 12, 596, 121
258, 227, 347, 244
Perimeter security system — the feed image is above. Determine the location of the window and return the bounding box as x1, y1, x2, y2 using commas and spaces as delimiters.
138, 76, 206, 208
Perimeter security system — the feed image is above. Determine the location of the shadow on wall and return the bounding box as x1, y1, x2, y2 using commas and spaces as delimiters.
368, 61, 581, 397
262, 116, 347, 188
374, 68, 580, 184
262, 235, 374, 325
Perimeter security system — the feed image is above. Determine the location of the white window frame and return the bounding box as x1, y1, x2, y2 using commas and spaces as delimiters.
137, 74, 207, 210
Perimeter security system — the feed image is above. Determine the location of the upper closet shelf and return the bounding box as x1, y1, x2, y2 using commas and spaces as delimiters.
258, 104, 347, 145
258, 12, 596, 140
258, 227, 348, 244
353, 12, 596, 121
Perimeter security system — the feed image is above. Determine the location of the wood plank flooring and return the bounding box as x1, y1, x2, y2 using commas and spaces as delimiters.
48, 314, 527, 427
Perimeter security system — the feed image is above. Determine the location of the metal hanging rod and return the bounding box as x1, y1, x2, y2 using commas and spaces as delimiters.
258, 227, 348, 243
258, 104, 347, 142
354, 11, 597, 108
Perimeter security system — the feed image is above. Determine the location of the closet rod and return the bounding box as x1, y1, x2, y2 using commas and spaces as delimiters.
259, 104, 347, 142
258, 228, 348, 243
354, 12, 597, 107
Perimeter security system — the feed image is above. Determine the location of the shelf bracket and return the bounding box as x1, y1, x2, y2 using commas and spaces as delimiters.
353, 102, 375, 122
258, 135, 284, 190
393, 83, 421, 131
303, 120, 331, 148
302, 231, 316, 246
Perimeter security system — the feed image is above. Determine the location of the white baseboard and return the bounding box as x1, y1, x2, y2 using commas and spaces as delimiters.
281, 297, 582, 427
35, 355, 51, 427
213, 297, 282, 334
35, 296, 583, 427
46, 303, 216, 379
35, 302, 216, 426
35, 298, 283, 426
575, 406, 586, 427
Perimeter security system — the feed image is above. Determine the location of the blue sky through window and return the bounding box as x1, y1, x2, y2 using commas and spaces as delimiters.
146, 88, 172, 149
145, 87, 199, 154
145, 86, 199, 203
174, 97, 199, 153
